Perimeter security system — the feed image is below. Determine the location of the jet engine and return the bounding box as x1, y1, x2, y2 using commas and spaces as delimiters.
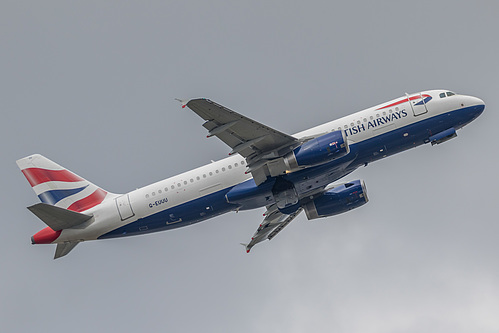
429, 127, 457, 145
303, 180, 368, 220
283, 130, 349, 172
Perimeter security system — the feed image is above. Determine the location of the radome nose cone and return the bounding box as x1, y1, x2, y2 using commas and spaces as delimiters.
474, 97, 485, 109
475, 98, 485, 115
471, 96, 485, 107
466, 96, 485, 118
470, 100, 485, 122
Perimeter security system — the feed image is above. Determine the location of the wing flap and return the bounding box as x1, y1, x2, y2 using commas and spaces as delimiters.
244, 206, 303, 253
206, 120, 239, 137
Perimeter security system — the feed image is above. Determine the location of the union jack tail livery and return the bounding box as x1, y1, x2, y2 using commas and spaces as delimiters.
17, 154, 117, 258
17, 154, 111, 212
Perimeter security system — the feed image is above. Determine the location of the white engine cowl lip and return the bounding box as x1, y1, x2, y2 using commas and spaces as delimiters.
360, 180, 369, 203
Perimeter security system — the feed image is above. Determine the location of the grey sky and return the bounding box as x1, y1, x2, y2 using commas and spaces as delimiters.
1, 1, 498, 332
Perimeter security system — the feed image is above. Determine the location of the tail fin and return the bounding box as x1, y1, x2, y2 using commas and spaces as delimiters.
17, 154, 111, 213
55, 241, 80, 259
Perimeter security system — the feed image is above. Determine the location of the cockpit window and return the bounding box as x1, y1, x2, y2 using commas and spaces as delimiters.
440, 91, 456, 98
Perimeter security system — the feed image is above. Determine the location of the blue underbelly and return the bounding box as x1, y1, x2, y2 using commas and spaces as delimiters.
98, 187, 238, 239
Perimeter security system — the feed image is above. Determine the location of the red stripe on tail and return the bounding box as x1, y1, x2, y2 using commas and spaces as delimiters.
67, 188, 107, 212
21, 168, 84, 187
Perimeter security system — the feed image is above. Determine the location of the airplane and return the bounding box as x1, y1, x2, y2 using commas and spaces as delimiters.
17, 89, 485, 259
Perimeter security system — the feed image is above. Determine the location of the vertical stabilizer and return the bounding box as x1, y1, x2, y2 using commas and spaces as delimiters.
17, 154, 113, 213
54, 241, 80, 259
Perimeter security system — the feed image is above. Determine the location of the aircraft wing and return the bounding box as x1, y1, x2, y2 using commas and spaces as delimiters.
184, 98, 302, 185
243, 204, 303, 253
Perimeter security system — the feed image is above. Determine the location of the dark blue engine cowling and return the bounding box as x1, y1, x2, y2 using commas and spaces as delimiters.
284, 130, 349, 171
429, 127, 457, 145
303, 180, 368, 220
225, 178, 276, 210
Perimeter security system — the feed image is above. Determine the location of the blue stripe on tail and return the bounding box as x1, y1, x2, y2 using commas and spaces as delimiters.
38, 186, 88, 205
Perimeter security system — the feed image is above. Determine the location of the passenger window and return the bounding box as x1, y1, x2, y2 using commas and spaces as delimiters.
171, 185, 175, 189
440, 93, 446, 98
241, 161, 245, 165
234, 163, 238, 167
184, 181, 187, 185
158, 190, 162, 194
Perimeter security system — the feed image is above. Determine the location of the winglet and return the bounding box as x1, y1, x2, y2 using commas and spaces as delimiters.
240, 243, 251, 253
175, 98, 188, 109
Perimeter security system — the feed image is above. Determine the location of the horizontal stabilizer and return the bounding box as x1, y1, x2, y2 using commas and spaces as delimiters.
27, 203, 93, 231
54, 241, 80, 259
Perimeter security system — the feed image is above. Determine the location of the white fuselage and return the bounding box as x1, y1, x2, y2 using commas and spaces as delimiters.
56, 90, 485, 242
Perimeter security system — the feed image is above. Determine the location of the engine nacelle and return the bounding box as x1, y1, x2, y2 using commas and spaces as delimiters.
225, 178, 276, 210
284, 130, 349, 172
429, 127, 457, 146
303, 180, 368, 220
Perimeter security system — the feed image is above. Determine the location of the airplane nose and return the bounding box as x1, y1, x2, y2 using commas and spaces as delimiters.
465, 96, 485, 120
473, 96, 485, 107
464, 95, 485, 107
473, 97, 485, 114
